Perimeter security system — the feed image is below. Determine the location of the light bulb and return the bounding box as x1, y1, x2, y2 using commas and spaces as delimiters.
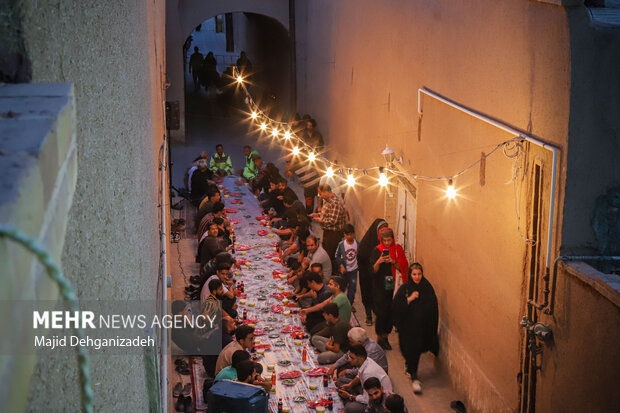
251, 111, 258, 120
347, 173, 356, 187
308, 152, 316, 162
283, 131, 291, 140
379, 172, 388, 187
325, 166, 334, 178
236, 75, 243, 83
271, 128, 278, 137
292, 146, 300, 156
260, 122, 267, 131
446, 179, 456, 199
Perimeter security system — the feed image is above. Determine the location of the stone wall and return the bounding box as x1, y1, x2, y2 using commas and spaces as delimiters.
18, 1, 166, 411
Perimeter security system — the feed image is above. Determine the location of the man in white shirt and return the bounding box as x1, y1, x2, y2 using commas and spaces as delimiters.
337, 344, 392, 413
200, 262, 235, 301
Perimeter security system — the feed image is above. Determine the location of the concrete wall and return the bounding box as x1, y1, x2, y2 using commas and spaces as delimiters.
19, 0, 166, 411
536, 262, 620, 412
295, 0, 572, 410
166, 0, 289, 141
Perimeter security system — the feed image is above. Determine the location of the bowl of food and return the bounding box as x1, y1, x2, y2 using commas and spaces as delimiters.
309, 384, 318, 390
284, 310, 291, 316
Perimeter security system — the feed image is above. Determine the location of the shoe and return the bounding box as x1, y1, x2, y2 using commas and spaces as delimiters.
173, 382, 183, 397
365, 317, 373, 326
182, 383, 192, 396
175, 359, 189, 369
190, 275, 203, 285
185, 285, 199, 292
175, 364, 191, 375
412, 379, 422, 394
174, 395, 186, 412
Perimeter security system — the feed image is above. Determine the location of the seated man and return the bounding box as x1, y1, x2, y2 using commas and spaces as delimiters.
241, 146, 260, 180
198, 201, 227, 242
328, 327, 388, 390
235, 359, 259, 384
299, 271, 332, 333
190, 158, 215, 207
210, 144, 234, 176
198, 220, 227, 270
196, 187, 221, 227
311, 303, 351, 364
337, 346, 392, 413
384, 394, 408, 413
201, 262, 236, 317
215, 325, 255, 375
215, 349, 251, 381
170, 300, 219, 356
301, 276, 351, 335
362, 377, 405, 413
304, 235, 332, 282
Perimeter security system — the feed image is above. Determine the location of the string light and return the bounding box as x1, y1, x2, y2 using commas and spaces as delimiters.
347, 170, 356, 187
251, 111, 258, 120
283, 130, 291, 140
308, 152, 316, 162
236, 75, 243, 84
292, 146, 300, 156
446, 179, 457, 199
378, 167, 388, 187
260, 122, 267, 131
325, 166, 334, 178
271, 128, 279, 138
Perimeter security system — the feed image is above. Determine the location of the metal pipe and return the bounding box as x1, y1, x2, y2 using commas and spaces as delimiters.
417, 87, 560, 275
546, 255, 620, 315
159, 137, 169, 413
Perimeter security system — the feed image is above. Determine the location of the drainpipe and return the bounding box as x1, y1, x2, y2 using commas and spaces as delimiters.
159, 137, 169, 413
289, 0, 297, 114
417, 87, 560, 288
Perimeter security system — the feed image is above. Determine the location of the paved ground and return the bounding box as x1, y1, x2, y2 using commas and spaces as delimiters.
168, 92, 465, 412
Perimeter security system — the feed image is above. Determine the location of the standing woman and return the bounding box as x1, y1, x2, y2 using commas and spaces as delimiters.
358, 219, 388, 326
369, 227, 409, 350
392, 263, 439, 394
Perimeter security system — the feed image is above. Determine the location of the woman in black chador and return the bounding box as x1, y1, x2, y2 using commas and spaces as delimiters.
392, 262, 439, 394
357, 219, 388, 326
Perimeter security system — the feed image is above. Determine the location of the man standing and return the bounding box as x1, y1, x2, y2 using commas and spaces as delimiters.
189, 46, 203, 91
311, 184, 346, 268
210, 144, 234, 176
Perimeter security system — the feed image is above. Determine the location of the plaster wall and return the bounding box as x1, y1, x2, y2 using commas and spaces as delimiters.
166, 0, 289, 141
536, 262, 620, 412
20, 0, 166, 411
295, 0, 571, 410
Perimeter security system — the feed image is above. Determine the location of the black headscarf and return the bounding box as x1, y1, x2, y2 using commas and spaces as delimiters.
392, 275, 439, 355
358, 218, 388, 263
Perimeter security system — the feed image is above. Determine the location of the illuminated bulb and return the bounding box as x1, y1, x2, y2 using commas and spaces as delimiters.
260, 122, 267, 131
446, 179, 456, 199
283, 131, 291, 140
236, 75, 243, 83
251, 111, 258, 120
292, 146, 300, 156
308, 152, 316, 162
271, 128, 278, 137
325, 166, 334, 178
347, 173, 356, 187
379, 172, 388, 187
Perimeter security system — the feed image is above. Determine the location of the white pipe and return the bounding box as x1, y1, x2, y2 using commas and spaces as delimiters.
160, 137, 168, 413
417, 87, 559, 270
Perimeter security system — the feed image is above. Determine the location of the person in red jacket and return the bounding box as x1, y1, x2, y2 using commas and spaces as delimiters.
369, 227, 408, 350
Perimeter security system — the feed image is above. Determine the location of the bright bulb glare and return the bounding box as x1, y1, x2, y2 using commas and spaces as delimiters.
379, 173, 388, 187
260, 122, 267, 131
446, 185, 457, 199
251, 111, 257, 120
283, 131, 291, 140
325, 166, 334, 178
292, 146, 300, 156
271, 128, 278, 137
347, 174, 356, 187
236, 75, 243, 83
308, 152, 316, 162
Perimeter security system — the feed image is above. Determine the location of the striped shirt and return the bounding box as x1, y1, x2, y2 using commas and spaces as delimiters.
292, 161, 320, 189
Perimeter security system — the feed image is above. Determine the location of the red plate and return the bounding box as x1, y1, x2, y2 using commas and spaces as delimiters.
236, 245, 251, 251
306, 367, 327, 377
253, 329, 266, 336
225, 208, 238, 213
281, 326, 304, 333
257, 230, 269, 236
279, 370, 302, 379
270, 305, 283, 313
255, 215, 269, 221
231, 199, 244, 204
230, 219, 241, 224
229, 192, 242, 197
254, 344, 271, 350
242, 318, 258, 324
307, 398, 330, 408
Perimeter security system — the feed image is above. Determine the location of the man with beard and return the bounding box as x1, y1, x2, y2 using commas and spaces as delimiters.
392, 263, 439, 394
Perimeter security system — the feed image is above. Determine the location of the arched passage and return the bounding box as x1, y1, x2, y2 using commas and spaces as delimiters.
166, 0, 290, 141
